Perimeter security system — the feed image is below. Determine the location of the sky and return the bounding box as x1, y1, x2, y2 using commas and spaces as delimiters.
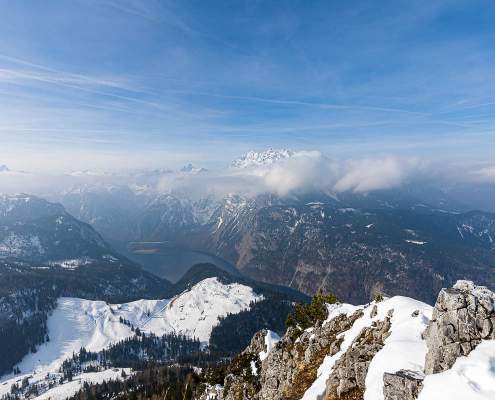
1, 0, 495, 172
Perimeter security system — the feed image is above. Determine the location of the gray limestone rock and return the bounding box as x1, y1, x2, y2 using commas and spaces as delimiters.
324, 317, 392, 399
424, 280, 495, 374
383, 370, 424, 400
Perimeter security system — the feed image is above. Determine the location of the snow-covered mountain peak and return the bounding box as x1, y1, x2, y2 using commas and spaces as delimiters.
180, 163, 207, 174
161, 277, 262, 341
0, 164, 9, 172
0, 194, 65, 220
230, 149, 295, 169
66, 170, 110, 177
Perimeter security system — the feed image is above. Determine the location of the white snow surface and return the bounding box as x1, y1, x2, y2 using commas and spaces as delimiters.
364, 297, 431, 400
1, 277, 261, 383
37, 369, 131, 400
405, 239, 428, 245
231, 149, 295, 169
418, 340, 495, 400
301, 297, 433, 400
0, 368, 131, 400
259, 330, 280, 362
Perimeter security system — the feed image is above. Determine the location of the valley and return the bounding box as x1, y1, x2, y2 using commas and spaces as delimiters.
114, 241, 238, 282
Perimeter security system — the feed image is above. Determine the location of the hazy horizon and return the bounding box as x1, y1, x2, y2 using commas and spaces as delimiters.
1, 0, 495, 174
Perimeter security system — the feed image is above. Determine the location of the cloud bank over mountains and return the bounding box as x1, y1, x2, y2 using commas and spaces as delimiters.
0, 150, 493, 202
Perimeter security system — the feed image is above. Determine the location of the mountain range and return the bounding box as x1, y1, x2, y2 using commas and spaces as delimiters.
0, 150, 495, 400
41, 150, 495, 304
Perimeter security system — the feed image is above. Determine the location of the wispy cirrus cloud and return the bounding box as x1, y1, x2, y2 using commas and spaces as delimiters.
1, 0, 495, 174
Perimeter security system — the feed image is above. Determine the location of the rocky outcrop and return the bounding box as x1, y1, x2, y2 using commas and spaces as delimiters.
197, 384, 223, 400
383, 370, 424, 400
423, 280, 495, 374
221, 330, 268, 400
383, 280, 495, 400
325, 314, 392, 399
258, 311, 363, 400
197, 281, 495, 400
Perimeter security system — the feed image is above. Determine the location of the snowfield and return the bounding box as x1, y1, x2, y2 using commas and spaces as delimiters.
0, 368, 131, 400
0, 277, 261, 395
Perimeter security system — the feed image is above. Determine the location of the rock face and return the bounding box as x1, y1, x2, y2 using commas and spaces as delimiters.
205, 202, 495, 304
325, 315, 392, 399
258, 312, 362, 400
221, 330, 268, 400
383, 370, 424, 400
423, 280, 495, 374
383, 280, 495, 400
197, 385, 223, 400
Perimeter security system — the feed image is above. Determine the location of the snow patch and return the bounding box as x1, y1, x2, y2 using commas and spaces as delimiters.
259, 330, 280, 362
405, 240, 428, 245
418, 340, 495, 400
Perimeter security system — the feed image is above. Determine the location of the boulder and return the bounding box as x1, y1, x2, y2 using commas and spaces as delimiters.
424, 280, 495, 374
383, 370, 424, 400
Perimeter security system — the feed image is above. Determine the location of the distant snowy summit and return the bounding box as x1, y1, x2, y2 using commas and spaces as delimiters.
0, 165, 9, 172
230, 149, 295, 169
180, 163, 207, 174
67, 169, 110, 177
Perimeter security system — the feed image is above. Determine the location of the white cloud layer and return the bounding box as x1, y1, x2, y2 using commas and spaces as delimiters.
0, 151, 492, 201
156, 151, 423, 198
472, 165, 495, 183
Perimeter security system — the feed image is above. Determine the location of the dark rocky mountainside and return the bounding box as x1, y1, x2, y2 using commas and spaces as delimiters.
0, 194, 133, 265
58, 185, 495, 304
200, 199, 495, 304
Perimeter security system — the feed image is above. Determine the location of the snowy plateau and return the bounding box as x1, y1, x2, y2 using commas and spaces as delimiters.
0, 277, 261, 400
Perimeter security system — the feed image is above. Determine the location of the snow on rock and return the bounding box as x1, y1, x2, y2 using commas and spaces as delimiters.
0, 233, 45, 258
212, 281, 495, 400
3, 277, 261, 381
230, 149, 295, 169
47, 257, 95, 269
301, 302, 366, 400
405, 240, 428, 245
418, 340, 495, 400
301, 297, 432, 400
364, 297, 432, 400
259, 330, 280, 361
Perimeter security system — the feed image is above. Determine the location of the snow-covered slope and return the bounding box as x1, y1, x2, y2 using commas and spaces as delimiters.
419, 340, 495, 400
2, 277, 261, 381
0, 368, 131, 400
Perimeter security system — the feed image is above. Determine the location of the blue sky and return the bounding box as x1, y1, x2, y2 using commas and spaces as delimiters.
1, 0, 495, 171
